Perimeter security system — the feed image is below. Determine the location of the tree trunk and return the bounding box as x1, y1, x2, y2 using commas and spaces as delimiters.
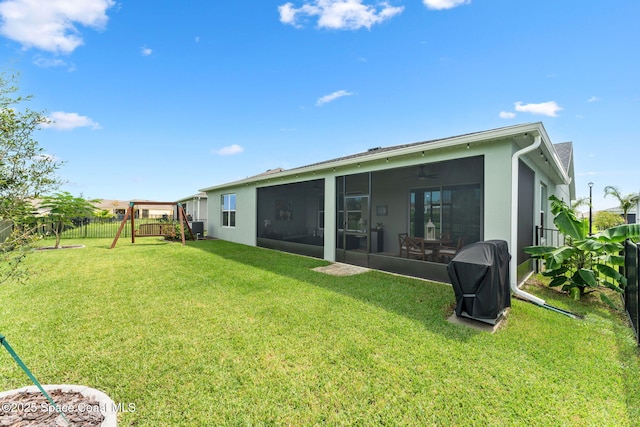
54, 221, 62, 249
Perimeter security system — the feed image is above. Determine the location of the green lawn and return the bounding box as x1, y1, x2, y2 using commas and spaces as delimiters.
1, 238, 639, 426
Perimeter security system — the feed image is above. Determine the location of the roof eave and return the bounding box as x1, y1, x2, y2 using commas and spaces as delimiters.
200, 122, 571, 192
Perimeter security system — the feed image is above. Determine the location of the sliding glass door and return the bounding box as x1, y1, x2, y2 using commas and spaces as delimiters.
410, 184, 481, 244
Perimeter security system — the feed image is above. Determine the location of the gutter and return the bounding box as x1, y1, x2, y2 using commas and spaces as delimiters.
510, 133, 546, 306
510, 133, 582, 319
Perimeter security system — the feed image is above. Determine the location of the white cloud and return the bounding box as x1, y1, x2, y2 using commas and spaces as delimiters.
499, 111, 516, 119
141, 47, 152, 56
514, 101, 563, 117
316, 90, 353, 106
33, 56, 69, 68
214, 144, 244, 156
587, 96, 601, 102
42, 111, 101, 130
0, 0, 115, 54
278, 0, 404, 30
423, 0, 470, 10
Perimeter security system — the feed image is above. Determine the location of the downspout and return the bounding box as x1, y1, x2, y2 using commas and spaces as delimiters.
510, 133, 546, 306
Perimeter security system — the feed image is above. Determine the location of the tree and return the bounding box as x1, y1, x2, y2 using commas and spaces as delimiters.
603, 186, 634, 224
525, 195, 640, 307
39, 192, 100, 249
571, 196, 590, 211
94, 209, 114, 219
1, 72, 62, 282
593, 211, 624, 231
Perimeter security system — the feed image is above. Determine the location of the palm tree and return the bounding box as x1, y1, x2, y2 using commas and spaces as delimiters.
571, 196, 590, 212
603, 185, 634, 223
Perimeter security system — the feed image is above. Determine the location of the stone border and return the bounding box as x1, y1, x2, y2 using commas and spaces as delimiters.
0, 384, 116, 426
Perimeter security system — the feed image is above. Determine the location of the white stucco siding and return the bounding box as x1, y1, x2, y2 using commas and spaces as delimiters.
482, 142, 514, 244
206, 186, 257, 246
323, 175, 337, 261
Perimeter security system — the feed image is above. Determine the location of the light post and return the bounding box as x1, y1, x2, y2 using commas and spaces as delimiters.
588, 182, 594, 235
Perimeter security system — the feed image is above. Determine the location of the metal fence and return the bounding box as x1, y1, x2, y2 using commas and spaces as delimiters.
38, 217, 131, 239
37, 217, 207, 240
533, 226, 565, 274
624, 240, 639, 346
535, 226, 566, 248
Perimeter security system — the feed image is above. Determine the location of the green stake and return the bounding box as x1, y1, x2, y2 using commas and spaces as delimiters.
0, 334, 70, 425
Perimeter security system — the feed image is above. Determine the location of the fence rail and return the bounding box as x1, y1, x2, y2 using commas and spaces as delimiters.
624, 240, 639, 346
38, 217, 132, 239
533, 226, 566, 274
534, 226, 566, 248
36, 217, 207, 240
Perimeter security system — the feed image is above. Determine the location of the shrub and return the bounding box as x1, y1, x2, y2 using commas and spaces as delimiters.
525, 195, 640, 307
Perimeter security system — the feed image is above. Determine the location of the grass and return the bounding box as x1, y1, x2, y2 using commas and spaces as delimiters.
1, 238, 639, 426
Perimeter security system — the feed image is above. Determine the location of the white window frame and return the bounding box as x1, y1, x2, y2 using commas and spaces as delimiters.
222, 193, 236, 228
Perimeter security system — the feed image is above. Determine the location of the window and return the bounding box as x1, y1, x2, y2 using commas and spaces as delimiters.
410, 184, 481, 243
222, 193, 236, 227
346, 196, 368, 232
540, 183, 548, 227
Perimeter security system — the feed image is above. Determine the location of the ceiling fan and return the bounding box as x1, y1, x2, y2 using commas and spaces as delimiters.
417, 165, 439, 180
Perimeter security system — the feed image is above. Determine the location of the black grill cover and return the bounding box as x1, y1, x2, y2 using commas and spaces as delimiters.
447, 240, 511, 325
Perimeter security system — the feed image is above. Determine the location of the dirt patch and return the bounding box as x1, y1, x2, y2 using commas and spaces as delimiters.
312, 263, 369, 276
34, 245, 85, 251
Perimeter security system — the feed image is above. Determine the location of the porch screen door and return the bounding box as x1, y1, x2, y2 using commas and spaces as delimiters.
336, 173, 371, 266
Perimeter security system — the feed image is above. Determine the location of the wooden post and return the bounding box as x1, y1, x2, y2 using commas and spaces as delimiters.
110, 205, 132, 249
178, 204, 186, 245
111, 201, 194, 248
130, 203, 136, 244
177, 204, 195, 245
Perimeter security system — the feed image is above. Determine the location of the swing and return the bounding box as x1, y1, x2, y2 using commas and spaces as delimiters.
110, 201, 195, 248
137, 222, 176, 237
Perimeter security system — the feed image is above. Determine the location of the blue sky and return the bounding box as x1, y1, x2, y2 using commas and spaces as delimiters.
0, 0, 638, 210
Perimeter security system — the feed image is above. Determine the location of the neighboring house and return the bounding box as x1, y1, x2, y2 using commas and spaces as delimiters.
176, 192, 208, 237
94, 199, 174, 219
598, 206, 637, 224
175, 192, 208, 223
200, 122, 575, 287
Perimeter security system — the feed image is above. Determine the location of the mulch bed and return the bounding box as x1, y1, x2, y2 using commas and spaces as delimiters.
0, 389, 104, 426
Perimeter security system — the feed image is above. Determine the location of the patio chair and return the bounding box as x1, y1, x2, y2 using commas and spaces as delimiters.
439, 236, 465, 263
398, 233, 409, 257
409, 237, 435, 261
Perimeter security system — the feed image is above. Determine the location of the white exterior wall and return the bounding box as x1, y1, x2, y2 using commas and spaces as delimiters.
184, 198, 207, 221
207, 186, 257, 246
481, 141, 513, 244
323, 174, 337, 261
202, 124, 573, 270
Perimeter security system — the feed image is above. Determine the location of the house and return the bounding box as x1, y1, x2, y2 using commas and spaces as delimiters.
175, 193, 208, 223
176, 192, 208, 237
200, 122, 575, 289
94, 199, 174, 220
599, 206, 637, 225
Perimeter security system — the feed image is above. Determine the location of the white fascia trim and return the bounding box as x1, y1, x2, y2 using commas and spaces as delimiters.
200, 123, 548, 193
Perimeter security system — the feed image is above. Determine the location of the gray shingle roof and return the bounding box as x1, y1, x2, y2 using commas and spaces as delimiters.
553, 141, 573, 175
